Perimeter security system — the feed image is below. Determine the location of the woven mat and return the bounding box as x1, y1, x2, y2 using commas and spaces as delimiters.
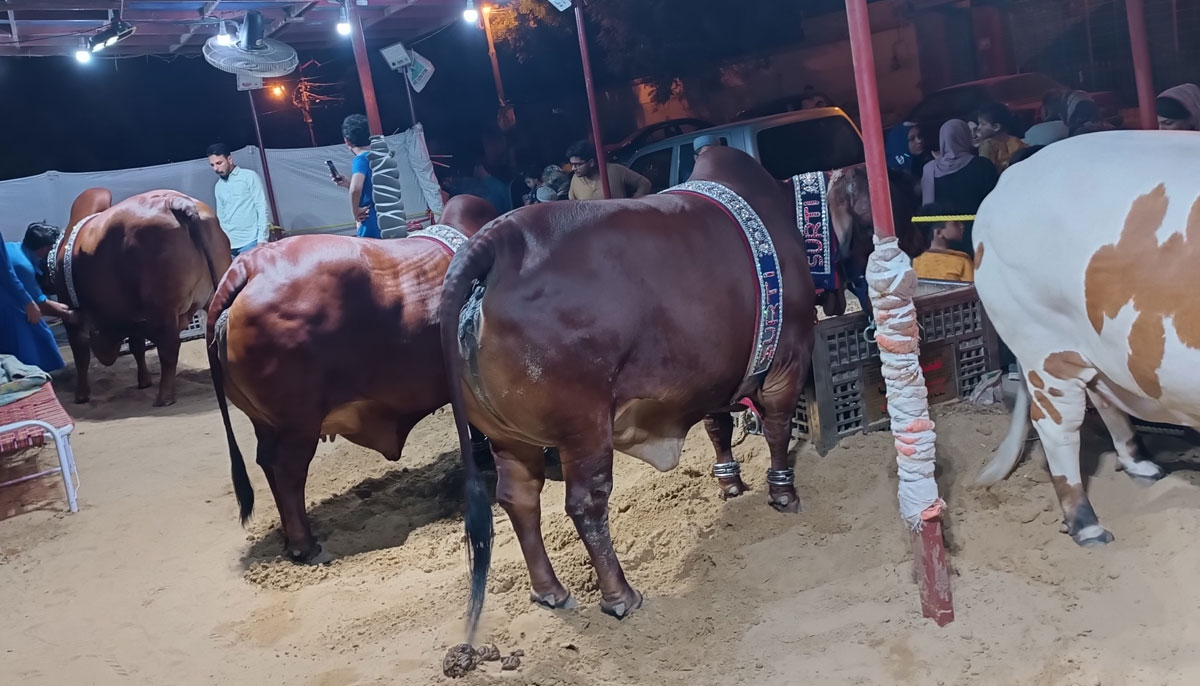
0, 385, 73, 454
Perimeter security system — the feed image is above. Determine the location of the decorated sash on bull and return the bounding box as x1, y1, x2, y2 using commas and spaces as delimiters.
440, 147, 923, 642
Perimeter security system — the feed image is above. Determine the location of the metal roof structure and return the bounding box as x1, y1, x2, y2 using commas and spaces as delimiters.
0, 1, 464, 57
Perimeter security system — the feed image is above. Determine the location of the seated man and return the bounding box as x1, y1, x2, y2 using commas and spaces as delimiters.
912, 205, 974, 283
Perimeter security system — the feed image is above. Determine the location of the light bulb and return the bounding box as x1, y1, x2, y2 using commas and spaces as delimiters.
216, 22, 232, 46
463, 0, 479, 23
75, 49, 92, 63
337, 5, 351, 36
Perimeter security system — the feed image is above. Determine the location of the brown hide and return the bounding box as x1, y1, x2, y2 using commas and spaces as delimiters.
442, 147, 821, 629
207, 195, 498, 561
58, 188, 232, 406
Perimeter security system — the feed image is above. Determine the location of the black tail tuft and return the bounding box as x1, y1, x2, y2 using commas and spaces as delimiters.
208, 321, 254, 525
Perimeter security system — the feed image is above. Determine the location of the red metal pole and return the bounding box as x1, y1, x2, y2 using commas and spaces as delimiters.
347, 0, 384, 136
844, 0, 953, 627
248, 90, 283, 239
574, 0, 610, 199
844, 0, 894, 238
1125, 0, 1157, 130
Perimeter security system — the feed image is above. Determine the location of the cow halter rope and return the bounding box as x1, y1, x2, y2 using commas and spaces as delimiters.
845, 0, 953, 625
662, 180, 790, 493
46, 213, 100, 310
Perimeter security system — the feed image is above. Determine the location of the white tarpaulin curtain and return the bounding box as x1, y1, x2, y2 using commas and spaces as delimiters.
0, 125, 444, 242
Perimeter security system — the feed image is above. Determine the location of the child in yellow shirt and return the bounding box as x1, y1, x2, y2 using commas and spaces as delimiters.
973, 102, 1027, 173
913, 205, 974, 283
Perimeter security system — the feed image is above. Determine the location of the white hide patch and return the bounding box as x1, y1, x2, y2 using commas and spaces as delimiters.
1118, 455, 1166, 479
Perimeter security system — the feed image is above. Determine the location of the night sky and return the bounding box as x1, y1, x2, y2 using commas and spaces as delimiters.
0, 20, 522, 181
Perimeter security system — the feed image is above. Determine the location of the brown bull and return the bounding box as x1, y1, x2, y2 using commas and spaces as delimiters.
54, 188, 231, 406
206, 195, 499, 562
441, 148, 922, 635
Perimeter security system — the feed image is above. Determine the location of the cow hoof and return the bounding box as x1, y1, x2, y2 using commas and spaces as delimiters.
600, 590, 643, 620
1072, 525, 1114, 547
74, 395, 89, 405
768, 487, 801, 513
1122, 462, 1166, 483
153, 397, 176, 408
717, 477, 749, 500
286, 543, 324, 565
137, 380, 153, 390
530, 590, 576, 610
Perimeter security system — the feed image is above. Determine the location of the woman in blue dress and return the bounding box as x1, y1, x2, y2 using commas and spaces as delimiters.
1, 223, 66, 373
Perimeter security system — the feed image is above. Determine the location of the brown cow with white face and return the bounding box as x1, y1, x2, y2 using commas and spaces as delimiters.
440, 148, 921, 637
206, 195, 498, 562
54, 188, 231, 407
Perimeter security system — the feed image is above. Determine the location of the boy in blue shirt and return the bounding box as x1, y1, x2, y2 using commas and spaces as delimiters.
333, 114, 381, 239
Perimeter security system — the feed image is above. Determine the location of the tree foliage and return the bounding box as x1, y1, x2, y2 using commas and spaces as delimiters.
489, 0, 809, 104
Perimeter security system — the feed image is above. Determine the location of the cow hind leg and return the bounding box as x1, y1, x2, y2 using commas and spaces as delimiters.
1030, 373, 1112, 546
1086, 392, 1165, 482
492, 440, 573, 609
127, 336, 153, 390
256, 426, 323, 563
705, 412, 749, 498
559, 437, 642, 619
758, 366, 807, 513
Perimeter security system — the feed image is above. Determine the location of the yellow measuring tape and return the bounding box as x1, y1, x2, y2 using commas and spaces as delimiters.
911, 215, 977, 223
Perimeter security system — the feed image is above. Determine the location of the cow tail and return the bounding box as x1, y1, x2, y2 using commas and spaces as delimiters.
439, 227, 499, 643
206, 259, 254, 524
976, 377, 1031, 486
169, 196, 222, 293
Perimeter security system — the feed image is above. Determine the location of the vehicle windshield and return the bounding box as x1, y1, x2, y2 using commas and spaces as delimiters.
757, 117, 865, 179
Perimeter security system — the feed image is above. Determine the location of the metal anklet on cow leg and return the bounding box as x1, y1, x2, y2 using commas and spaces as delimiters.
712, 460, 748, 499
766, 467, 800, 513
705, 413, 748, 498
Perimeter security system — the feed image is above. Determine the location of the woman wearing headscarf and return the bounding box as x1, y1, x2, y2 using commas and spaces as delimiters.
885, 121, 929, 176
1156, 84, 1200, 131
921, 119, 998, 210
1065, 90, 1114, 137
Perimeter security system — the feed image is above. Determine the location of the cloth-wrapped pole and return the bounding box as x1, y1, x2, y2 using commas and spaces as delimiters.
866, 235, 944, 529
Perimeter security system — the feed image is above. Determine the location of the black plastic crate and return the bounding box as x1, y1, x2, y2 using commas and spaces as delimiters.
794, 280, 1000, 455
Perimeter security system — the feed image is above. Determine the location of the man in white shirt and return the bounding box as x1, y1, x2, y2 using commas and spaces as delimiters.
207, 143, 271, 257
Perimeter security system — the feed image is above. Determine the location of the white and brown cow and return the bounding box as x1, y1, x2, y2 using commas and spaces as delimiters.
973, 131, 1199, 545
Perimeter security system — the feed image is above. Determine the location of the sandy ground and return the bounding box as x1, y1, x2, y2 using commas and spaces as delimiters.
4, 341, 1200, 686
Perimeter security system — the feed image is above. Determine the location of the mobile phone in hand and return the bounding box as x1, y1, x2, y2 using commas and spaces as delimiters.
325, 160, 342, 181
